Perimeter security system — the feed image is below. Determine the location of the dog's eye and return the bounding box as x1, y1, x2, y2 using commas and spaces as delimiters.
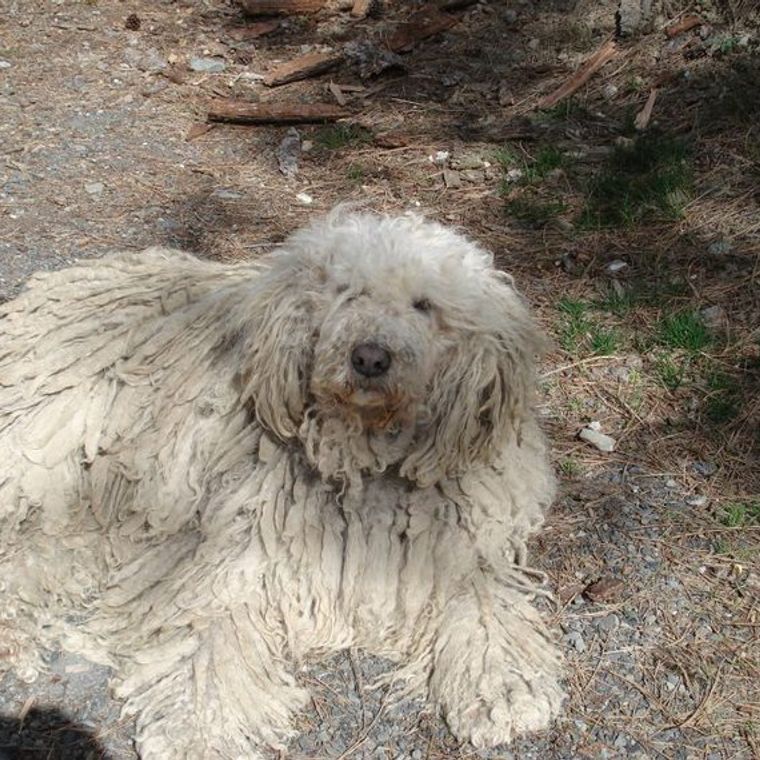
413, 298, 432, 313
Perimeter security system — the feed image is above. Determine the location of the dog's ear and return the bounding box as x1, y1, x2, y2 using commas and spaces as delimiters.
400, 272, 545, 487
236, 262, 316, 441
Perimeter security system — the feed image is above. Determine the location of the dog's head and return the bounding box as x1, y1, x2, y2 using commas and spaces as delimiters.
239, 208, 545, 487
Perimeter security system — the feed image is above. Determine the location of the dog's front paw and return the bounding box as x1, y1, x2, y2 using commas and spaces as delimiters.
444, 673, 564, 748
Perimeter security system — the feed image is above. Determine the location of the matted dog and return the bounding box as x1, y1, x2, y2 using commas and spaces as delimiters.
0, 209, 563, 758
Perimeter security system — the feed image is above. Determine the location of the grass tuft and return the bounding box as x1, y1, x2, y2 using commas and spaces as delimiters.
719, 500, 760, 528
313, 123, 372, 151
656, 311, 711, 353
580, 132, 693, 228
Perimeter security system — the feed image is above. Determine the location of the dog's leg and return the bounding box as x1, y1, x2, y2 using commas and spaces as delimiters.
113, 604, 308, 760
428, 573, 564, 748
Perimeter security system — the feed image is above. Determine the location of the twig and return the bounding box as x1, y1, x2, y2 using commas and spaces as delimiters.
538, 40, 617, 109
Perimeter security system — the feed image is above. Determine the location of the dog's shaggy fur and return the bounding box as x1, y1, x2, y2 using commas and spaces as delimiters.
0, 209, 563, 758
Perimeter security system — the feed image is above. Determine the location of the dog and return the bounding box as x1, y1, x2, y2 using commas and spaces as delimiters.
0, 209, 563, 758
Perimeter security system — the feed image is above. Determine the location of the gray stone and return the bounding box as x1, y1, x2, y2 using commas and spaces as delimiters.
708, 238, 731, 255
277, 127, 301, 179
693, 460, 717, 477
565, 631, 586, 653
700, 305, 725, 329
685, 494, 707, 507
597, 613, 620, 633
189, 57, 227, 73
616, 0, 653, 37
605, 259, 628, 274
579, 426, 616, 453
0, 60, 12, 69
85, 181, 104, 195
459, 169, 485, 183
450, 153, 483, 171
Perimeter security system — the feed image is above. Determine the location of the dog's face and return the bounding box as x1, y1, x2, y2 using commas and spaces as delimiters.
242, 210, 544, 487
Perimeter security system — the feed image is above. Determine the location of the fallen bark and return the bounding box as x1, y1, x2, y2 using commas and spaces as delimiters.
387, 8, 459, 53
239, 0, 324, 16
351, 0, 373, 18
634, 88, 657, 130
208, 100, 350, 125
665, 15, 702, 38
537, 40, 617, 109
263, 51, 344, 87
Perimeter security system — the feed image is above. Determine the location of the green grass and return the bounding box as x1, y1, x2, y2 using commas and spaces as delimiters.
556, 298, 621, 355
590, 328, 620, 355
720, 500, 760, 528
313, 123, 372, 151
580, 132, 693, 228
559, 458, 583, 478
704, 371, 741, 423
493, 146, 520, 168
656, 355, 687, 391
522, 146, 566, 183
557, 298, 590, 351
656, 311, 711, 352
594, 279, 690, 317
346, 164, 365, 183
505, 196, 566, 227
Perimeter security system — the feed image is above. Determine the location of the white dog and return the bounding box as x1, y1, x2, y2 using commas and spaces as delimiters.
0, 209, 563, 758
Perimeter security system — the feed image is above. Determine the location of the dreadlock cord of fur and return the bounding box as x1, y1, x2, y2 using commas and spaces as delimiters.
0, 210, 564, 758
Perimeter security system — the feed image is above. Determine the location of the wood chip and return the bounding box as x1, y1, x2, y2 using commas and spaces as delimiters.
227, 21, 281, 41
537, 39, 617, 110
351, 0, 373, 18
374, 131, 410, 148
583, 577, 625, 603
436, 0, 478, 9
239, 0, 325, 15
665, 14, 702, 38
387, 8, 459, 53
328, 81, 348, 106
186, 122, 215, 141
208, 100, 350, 125
634, 87, 658, 130
559, 583, 586, 606
264, 51, 344, 87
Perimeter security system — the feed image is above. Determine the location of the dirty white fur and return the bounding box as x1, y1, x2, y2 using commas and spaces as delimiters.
0, 209, 563, 758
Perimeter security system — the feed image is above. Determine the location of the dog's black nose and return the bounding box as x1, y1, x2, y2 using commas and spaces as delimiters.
351, 342, 391, 378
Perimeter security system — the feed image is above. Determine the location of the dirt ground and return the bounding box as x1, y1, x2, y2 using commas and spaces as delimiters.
0, 0, 758, 758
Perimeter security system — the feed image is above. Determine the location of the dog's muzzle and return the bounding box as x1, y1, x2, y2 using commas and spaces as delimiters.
351, 342, 391, 378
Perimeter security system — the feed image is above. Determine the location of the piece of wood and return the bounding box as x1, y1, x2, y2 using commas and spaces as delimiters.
387, 7, 459, 53
351, 0, 372, 18
186, 122, 215, 141
328, 81, 348, 106
665, 14, 702, 38
239, 0, 324, 16
264, 51, 344, 87
227, 20, 281, 41
537, 39, 617, 109
436, 0, 478, 10
634, 87, 657, 130
208, 100, 350, 125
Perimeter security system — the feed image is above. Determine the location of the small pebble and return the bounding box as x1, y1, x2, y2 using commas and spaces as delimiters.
295, 192, 313, 205
605, 259, 628, 274
579, 426, 616, 453
189, 57, 227, 73
85, 181, 104, 195
685, 494, 707, 507
602, 83, 619, 100
565, 630, 586, 653
0, 60, 11, 69
707, 238, 731, 256
597, 613, 620, 633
